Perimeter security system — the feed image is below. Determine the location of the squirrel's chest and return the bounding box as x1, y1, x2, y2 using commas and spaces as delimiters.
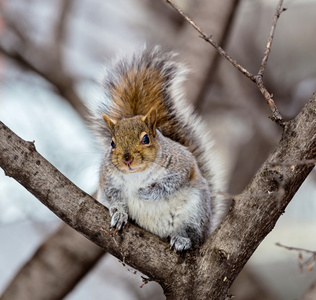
125, 186, 200, 238
113, 170, 200, 238
117, 169, 164, 197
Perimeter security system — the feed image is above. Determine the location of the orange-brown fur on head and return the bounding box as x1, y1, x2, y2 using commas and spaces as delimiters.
106, 65, 200, 154
103, 111, 160, 174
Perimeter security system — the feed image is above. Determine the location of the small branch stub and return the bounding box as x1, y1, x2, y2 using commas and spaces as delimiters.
255, 75, 284, 125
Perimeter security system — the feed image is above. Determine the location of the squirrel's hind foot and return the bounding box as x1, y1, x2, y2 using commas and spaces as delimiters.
170, 235, 192, 251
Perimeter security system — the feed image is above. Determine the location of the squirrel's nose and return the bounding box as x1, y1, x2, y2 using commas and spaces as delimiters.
123, 153, 134, 166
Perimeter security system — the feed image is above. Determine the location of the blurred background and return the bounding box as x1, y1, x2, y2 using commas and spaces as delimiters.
0, 0, 315, 299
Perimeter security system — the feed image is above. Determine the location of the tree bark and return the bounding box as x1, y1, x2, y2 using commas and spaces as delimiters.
0, 1, 241, 298
0, 91, 315, 298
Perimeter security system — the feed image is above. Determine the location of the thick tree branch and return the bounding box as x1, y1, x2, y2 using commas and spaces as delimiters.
0, 225, 104, 300
1, 2, 239, 298
0, 91, 315, 298
163, 92, 316, 298
0, 122, 176, 284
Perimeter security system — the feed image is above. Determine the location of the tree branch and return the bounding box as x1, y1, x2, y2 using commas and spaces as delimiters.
174, 0, 240, 110
276, 243, 316, 255
276, 243, 316, 272
1, 91, 315, 298
0, 122, 175, 284
164, 0, 285, 125
0, 41, 89, 121
0, 10, 89, 122
258, 0, 286, 77
164, 0, 254, 81
0, 225, 104, 300
1, 2, 238, 298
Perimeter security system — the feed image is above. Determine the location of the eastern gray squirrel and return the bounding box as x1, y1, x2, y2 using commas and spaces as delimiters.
91, 46, 228, 251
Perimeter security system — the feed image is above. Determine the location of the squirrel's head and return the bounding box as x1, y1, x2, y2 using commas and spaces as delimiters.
102, 108, 159, 173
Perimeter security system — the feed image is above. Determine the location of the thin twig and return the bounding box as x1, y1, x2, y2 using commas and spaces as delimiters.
255, 0, 286, 125
164, 0, 256, 82
0, 42, 48, 78
101, 226, 121, 249
164, 0, 286, 126
276, 243, 316, 272
258, 0, 285, 77
254, 76, 283, 124
140, 276, 152, 288
276, 243, 316, 255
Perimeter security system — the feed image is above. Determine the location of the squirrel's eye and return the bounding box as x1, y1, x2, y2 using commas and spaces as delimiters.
141, 134, 150, 145
111, 140, 116, 149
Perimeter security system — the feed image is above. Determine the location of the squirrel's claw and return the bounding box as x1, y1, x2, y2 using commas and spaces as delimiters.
111, 211, 128, 230
110, 207, 128, 230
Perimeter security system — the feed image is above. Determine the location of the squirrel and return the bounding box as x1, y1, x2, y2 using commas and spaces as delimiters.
91, 46, 228, 251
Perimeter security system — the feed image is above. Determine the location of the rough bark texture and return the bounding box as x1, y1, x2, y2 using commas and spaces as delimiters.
0, 92, 315, 299
0, 225, 104, 300
0, 1, 242, 298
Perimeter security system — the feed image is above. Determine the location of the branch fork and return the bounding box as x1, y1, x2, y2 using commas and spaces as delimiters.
165, 0, 286, 126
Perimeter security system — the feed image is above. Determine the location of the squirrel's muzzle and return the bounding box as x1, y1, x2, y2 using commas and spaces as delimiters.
122, 153, 134, 167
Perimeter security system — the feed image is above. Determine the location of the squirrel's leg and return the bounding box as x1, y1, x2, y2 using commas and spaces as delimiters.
170, 223, 204, 251
109, 206, 128, 230
170, 235, 192, 251
103, 186, 128, 230
139, 172, 187, 201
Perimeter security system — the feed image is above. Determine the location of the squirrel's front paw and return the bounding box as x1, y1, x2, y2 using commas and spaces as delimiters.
110, 207, 128, 230
139, 184, 159, 201
139, 187, 153, 201
170, 235, 192, 251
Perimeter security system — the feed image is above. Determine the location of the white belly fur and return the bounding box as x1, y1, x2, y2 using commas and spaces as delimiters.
113, 169, 201, 238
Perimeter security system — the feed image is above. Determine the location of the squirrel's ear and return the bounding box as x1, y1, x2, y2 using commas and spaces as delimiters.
102, 113, 116, 134
142, 108, 157, 137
